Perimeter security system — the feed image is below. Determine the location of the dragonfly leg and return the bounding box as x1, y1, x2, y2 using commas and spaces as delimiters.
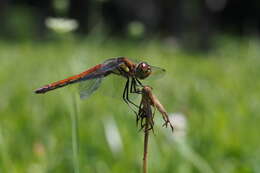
130, 78, 142, 94
123, 78, 131, 105
134, 78, 142, 93
125, 79, 139, 108
122, 78, 138, 113
130, 77, 134, 92
136, 78, 144, 87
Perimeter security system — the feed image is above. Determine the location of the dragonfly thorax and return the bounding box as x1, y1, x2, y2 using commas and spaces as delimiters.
135, 62, 152, 79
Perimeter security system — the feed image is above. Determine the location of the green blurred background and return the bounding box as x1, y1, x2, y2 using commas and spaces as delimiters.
1, 0, 260, 173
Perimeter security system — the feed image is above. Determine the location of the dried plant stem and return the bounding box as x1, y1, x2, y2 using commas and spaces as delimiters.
143, 118, 150, 173
138, 86, 173, 173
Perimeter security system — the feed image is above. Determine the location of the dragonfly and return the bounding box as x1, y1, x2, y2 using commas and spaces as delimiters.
35, 57, 165, 109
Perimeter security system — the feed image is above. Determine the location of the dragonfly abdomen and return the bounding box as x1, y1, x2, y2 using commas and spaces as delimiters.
35, 64, 102, 94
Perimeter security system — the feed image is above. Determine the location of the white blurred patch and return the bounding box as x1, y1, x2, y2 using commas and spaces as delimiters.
165, 113, 214, 173
169, 112, 187, 139
45, 17, 78, 33
103, 117, 123, 155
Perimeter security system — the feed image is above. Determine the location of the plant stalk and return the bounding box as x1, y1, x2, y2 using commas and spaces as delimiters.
71, 95, 80, 173
143, 118, 149, 173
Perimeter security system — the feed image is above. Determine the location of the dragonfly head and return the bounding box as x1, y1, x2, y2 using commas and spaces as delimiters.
135, 62, 152, 79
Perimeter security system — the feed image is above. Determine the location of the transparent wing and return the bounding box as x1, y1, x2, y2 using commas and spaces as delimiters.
148, 65, 166, 80
81, 58, 124, 81
78, 78, 103, 99
78, 58, 125, 99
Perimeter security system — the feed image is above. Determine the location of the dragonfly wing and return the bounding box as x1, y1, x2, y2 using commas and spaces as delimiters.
79, 58, 125, 99
81, 58, 124, 81
79, 77, 103, 99
148, 65, 166, 80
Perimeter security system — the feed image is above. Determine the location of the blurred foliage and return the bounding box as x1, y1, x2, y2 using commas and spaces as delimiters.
2, 0, 260, 51
0, 36, 260, 173
3, 6, 38, 39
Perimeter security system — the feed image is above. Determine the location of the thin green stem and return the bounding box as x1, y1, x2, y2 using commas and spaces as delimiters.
71, 95, 80, 173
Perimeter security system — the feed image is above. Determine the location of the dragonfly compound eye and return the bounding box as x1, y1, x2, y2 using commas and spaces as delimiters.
135, 62, 152, 79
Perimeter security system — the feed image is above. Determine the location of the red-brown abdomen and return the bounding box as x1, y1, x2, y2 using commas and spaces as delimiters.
35, 64, 102, 94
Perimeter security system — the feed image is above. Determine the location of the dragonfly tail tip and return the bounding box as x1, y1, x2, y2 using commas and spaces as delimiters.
34, 87, 47, 94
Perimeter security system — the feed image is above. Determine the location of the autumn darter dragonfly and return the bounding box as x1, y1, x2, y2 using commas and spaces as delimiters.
35, 57, 165, 110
